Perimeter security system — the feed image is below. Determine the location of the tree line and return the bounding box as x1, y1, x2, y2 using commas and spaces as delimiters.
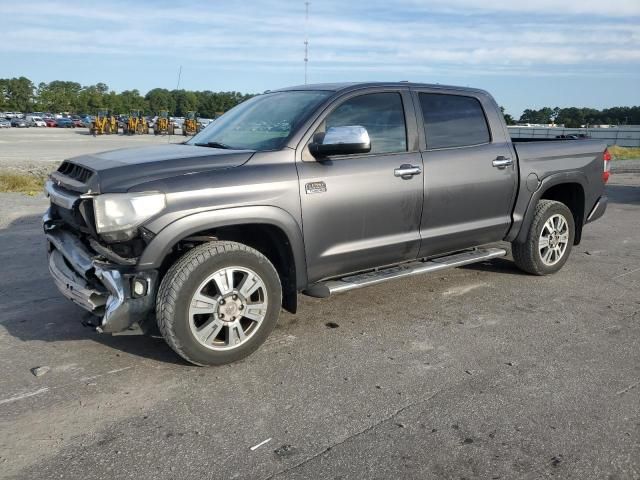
0, 77, 253, 118
510, 106, 640, 128
1, 76, 639, 126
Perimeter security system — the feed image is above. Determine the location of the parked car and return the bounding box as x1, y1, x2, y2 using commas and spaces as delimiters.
45, 118, 58, 127
72, 118, 85, 127
0, 119, 10, 128
198, 118, 214, 129
26, 115, 47, 127
55, 118, 75, 128
43, 81, 610, 366
10, 118, 28, 127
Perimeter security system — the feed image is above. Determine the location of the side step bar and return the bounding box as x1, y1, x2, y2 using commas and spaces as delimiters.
303, 247, 507, 298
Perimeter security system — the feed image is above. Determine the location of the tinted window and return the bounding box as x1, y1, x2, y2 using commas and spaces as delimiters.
419, 93, 490, 149
324, 93, 407, 154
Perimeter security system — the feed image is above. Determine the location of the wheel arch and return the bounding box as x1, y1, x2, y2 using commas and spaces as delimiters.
514, 173, 587, 245
138, 206, 308, 313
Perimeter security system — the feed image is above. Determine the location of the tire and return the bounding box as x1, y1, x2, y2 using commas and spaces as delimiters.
156, 241, 282, 366
512, 200, 575, 275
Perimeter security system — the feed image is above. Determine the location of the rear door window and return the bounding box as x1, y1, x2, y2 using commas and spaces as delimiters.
418, 93, 490, 149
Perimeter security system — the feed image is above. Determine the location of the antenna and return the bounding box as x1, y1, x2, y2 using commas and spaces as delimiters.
176, 65, 182, 90
304, 2, 310, 84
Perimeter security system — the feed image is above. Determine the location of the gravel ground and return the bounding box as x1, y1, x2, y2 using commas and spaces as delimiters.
612, 158, 640, 173
0, 172, 638, 479
0, 128, 184, 176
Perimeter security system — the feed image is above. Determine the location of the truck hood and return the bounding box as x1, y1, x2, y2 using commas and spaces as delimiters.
52, 144, 254, 193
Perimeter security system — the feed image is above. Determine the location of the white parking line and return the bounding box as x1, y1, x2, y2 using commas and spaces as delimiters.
613, 266, 640, 279
0, 387, 49, 405
250, 438, 272, 451
0, 366, 134, 406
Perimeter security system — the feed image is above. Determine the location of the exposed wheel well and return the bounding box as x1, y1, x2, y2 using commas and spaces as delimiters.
540, 183, 585, 244
163, 224, 298, 314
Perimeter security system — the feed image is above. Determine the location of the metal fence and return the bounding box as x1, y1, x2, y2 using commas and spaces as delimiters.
508, 126, 640, 147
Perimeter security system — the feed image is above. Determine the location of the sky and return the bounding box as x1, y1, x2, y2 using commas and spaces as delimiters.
0, 0, 639, 117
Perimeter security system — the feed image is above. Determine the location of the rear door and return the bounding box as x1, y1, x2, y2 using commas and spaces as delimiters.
296, 89, 424, 283
412, 89, 517, 257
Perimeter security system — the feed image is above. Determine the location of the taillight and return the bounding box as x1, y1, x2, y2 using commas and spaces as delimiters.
602, 148, 611, 183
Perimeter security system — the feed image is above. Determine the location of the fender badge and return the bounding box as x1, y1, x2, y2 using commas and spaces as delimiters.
305, 181, 326, 194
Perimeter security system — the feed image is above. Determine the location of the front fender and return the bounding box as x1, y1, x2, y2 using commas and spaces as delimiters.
137, 206, 308, 288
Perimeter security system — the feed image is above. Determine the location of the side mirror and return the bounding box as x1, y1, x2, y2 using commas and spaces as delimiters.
309, 125, 371, 158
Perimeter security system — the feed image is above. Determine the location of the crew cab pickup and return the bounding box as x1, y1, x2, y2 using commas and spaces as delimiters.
44, 82, 610, 365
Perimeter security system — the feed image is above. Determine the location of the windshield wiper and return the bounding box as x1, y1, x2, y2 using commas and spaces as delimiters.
194, 141, 233, 149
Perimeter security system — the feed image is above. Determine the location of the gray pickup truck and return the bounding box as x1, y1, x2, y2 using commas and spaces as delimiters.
44, 82, 610, 365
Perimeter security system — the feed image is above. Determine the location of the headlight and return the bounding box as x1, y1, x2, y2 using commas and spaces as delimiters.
93, 192, 166, 237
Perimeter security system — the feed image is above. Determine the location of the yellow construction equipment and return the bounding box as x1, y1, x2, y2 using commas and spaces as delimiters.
91, 110, 118, 135
182, 111, 200, 136
154, 110, 174, 135
125, 110, 149, 135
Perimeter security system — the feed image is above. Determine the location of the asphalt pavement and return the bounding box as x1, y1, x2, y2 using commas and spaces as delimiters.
0, 174, 638, 480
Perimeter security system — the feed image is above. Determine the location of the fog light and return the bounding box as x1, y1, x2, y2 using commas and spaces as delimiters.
132, 278, 148, 297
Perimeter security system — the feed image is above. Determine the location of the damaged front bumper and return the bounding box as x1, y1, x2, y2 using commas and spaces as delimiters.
44, 211, 158, 334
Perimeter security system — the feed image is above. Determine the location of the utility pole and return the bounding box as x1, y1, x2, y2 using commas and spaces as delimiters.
304, 1, 309, 84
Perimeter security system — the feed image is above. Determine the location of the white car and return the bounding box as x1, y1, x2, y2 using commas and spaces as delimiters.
27, 115, 47, 127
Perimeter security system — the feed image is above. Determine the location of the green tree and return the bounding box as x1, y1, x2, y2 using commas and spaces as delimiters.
75, 84, 110, 114
0, 77, 35, 111
145, 88, 175, 114
500, 106, 515, 126
171, 89, 198, 116
118, 89, 147, 113
37, 81, 81, 112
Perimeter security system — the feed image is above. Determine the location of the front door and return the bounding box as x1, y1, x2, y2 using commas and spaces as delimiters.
296, 90, 424, 283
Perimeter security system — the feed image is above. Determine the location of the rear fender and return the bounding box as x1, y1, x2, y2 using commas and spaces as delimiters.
510, 172, 588, 244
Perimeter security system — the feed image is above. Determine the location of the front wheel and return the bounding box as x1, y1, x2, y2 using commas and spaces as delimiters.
512, 199, 575, 275
156, 241, 282, 366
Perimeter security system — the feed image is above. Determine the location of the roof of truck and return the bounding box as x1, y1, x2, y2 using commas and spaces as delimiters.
274, 81, 489, 96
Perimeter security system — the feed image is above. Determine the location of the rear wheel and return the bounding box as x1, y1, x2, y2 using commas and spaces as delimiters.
156, 241, 282, 366
512, 200, 575, 275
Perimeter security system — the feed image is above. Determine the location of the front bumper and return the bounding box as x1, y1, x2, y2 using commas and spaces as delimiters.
44, 212, 158, 334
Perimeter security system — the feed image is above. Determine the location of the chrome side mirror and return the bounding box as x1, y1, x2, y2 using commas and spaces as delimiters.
309, 125, 371, 158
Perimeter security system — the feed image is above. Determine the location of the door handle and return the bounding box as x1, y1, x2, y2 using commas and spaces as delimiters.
394, 164, 422, 178
492, 156, 513, 169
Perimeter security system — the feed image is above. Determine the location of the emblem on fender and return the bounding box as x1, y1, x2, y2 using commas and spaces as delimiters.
305, 181, 327, 194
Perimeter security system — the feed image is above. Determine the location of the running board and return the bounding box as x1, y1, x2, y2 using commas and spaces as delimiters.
303, 247, 507, 298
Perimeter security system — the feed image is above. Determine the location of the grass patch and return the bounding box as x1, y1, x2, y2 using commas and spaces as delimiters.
0, 171, 47, 195
609, 145, 640, 160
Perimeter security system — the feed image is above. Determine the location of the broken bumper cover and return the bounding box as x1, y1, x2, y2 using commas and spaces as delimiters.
44, 215, 158, 334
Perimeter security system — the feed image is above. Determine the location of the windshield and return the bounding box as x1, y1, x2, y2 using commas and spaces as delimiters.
188, 90, 332, 151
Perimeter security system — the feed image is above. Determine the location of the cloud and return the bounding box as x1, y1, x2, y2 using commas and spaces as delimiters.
0, 0, 638, 80
403, 0, 640, 17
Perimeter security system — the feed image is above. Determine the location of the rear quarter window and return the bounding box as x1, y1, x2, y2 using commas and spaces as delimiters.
418, 93, 491, 149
